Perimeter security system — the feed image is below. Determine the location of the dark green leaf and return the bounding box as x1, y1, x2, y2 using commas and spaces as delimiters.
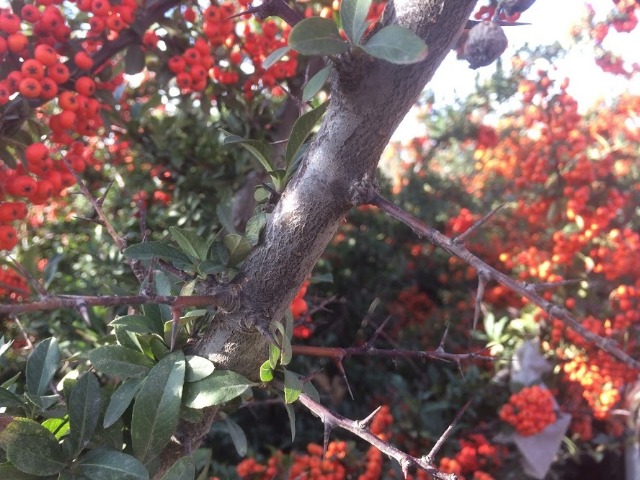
285, 102, 328, 169
361, 25, 428, 64
245, 212, 267, 246
223, 234, 252, 267
340, 0, 372, 44
24, 392, 60, 411
110, 315, 162, 336
302, 381, 320, 403
0, 387, 25, 409
0, 418, 66, 476
125, 45, 146, 75
262, 46, 291, 69
0, 463, 47, 479
284, 403, 296, 442
216, 196, 236, 235
103, 377, 144, 428
302, 66, 333, 103
69, 373, 102, 457
185, 355, 215, 383
76, 448, 149, 480
283, 370, 303, 404
220, 129, 274, 173
289, 17, 350, 56
169, 227, 209, 261
131, 351, 185, 463
159, 457, 194, 480
26, 338, 60, 396
124, 242, 192, 265
183, 370, 255, 409
223, 417, 247, 457
90, 346, 154, 378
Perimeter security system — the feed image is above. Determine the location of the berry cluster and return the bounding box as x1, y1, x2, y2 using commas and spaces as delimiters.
499, 385, 557, 436
438, 433, 502, 480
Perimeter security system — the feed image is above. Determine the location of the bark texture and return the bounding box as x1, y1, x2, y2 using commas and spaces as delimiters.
155, 0, 476, 475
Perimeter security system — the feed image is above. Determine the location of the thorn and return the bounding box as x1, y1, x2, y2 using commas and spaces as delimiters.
335, 360, 354, 400
473, 273, 489, 330
170, 307, 181, 351
453, 203, 506, 245
425, 399, 472, 464
364, 316, 392, 349
96, 179, 115, 207
225, 7, 260, 21
401, 458, 411, 479
358, 406, 382, 429
531, 278, 583, 292
77, 301, 91, 327
322, 422, 332, 459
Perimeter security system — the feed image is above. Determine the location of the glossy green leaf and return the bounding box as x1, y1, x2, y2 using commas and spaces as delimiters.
124, 242, 192, 265
26, 338, 60, 396
268, 341, 280, 370
284, 403, 296, 442
110, 315, 163, 336
183, 370, 255, 409
302, 66, 333, 103
361, 25, 428, 64
245, 212, 267, 246
69, 373, 102, 457
285, 102, 328, 169
0, 387, 25, 409
41, 417, 70, 440
262, 46, 291, 69
340, 0, 372, 44
259, 361, 274, 382
0, 418, 66, 476
76, 448, 149, 480
220, 129, 274, 173
24, 392, 59, 411
185, 355, 215, 382
284, 370, 303, 404
103, 377, 144, 428
159, 457, 194, 480
223, 416, 247, 457
169, 227, 209, 261
223, 234, 252, 266
131, 351, 185, 463
289, 17, 350, 56
90, 346, 154, 378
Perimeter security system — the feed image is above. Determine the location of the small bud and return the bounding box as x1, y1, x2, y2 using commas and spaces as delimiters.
501, 0, 537, 16
463, 21, 508, 69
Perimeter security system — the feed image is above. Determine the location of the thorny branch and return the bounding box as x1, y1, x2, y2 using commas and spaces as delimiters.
367, 191, 640, 369
297, 392, 457, 480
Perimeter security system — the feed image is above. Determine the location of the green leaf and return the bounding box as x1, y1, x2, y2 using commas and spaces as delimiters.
111, 315, 163, 337
302, 66, 333, 103
41, 417, 70, 440
259, 361, 274, 382
124, 242, 192, 265
185, 355, 215, 382
76, 448, 149, 480
125, 45, 146, 75
268, 342, 280, 370
0, 418, 66, 476
216, 197, 236, 235
69, 373, 102, 457
169, 227, 209, 261
24, 392, 59, 411
0, 336, 12, 358
302, 381, 320, 403
245, 212, 267, 246
223, 234, 252, 267
26, 338, 60, 396
90, 346, 155, 378
262, 46, 291, 69
283, 370, 303, 404
340, 0, 372, 44
131, 351, 185, 463
159, 457, 194, 480
223, 417, 247, 457
0, 463, 47, 479
289, 17, 350, 56
0, 387, 25, 409
103, 377, 144, 428
183, 370, 255, 409
220, 129, 274, 173
361, 25, 428, 64
285, 102, 328, 169
284, 403, 296, 442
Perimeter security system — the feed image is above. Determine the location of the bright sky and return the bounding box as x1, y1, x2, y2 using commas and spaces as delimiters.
393, 0, 640, 141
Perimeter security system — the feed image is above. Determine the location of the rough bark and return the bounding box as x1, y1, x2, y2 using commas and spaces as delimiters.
155, 0, 477, 475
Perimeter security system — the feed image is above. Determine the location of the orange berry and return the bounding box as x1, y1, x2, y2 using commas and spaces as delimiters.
47, 63, 70, 84
0, 225, 18, 250
7, 32, 29, 53
34, 44, 58, 66
74, 50, 94, 70
21, 59, 45, 80
19, 77, 42, 98
75, 76, 96, 96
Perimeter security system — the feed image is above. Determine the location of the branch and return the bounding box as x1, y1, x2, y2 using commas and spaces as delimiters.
297, 393, 457, 479
368, 192, 640, 369
0, 291, 237, 315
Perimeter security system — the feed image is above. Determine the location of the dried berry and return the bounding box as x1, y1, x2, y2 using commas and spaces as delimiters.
463, 21, 508, 69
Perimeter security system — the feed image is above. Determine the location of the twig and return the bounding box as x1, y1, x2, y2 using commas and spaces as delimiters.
13, 317, 34, 350
7, 257, 47, 298
425, 400, 472, 463
452, 203, 506, 244
368, 192, 640, 369
297, 393, 457, 479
